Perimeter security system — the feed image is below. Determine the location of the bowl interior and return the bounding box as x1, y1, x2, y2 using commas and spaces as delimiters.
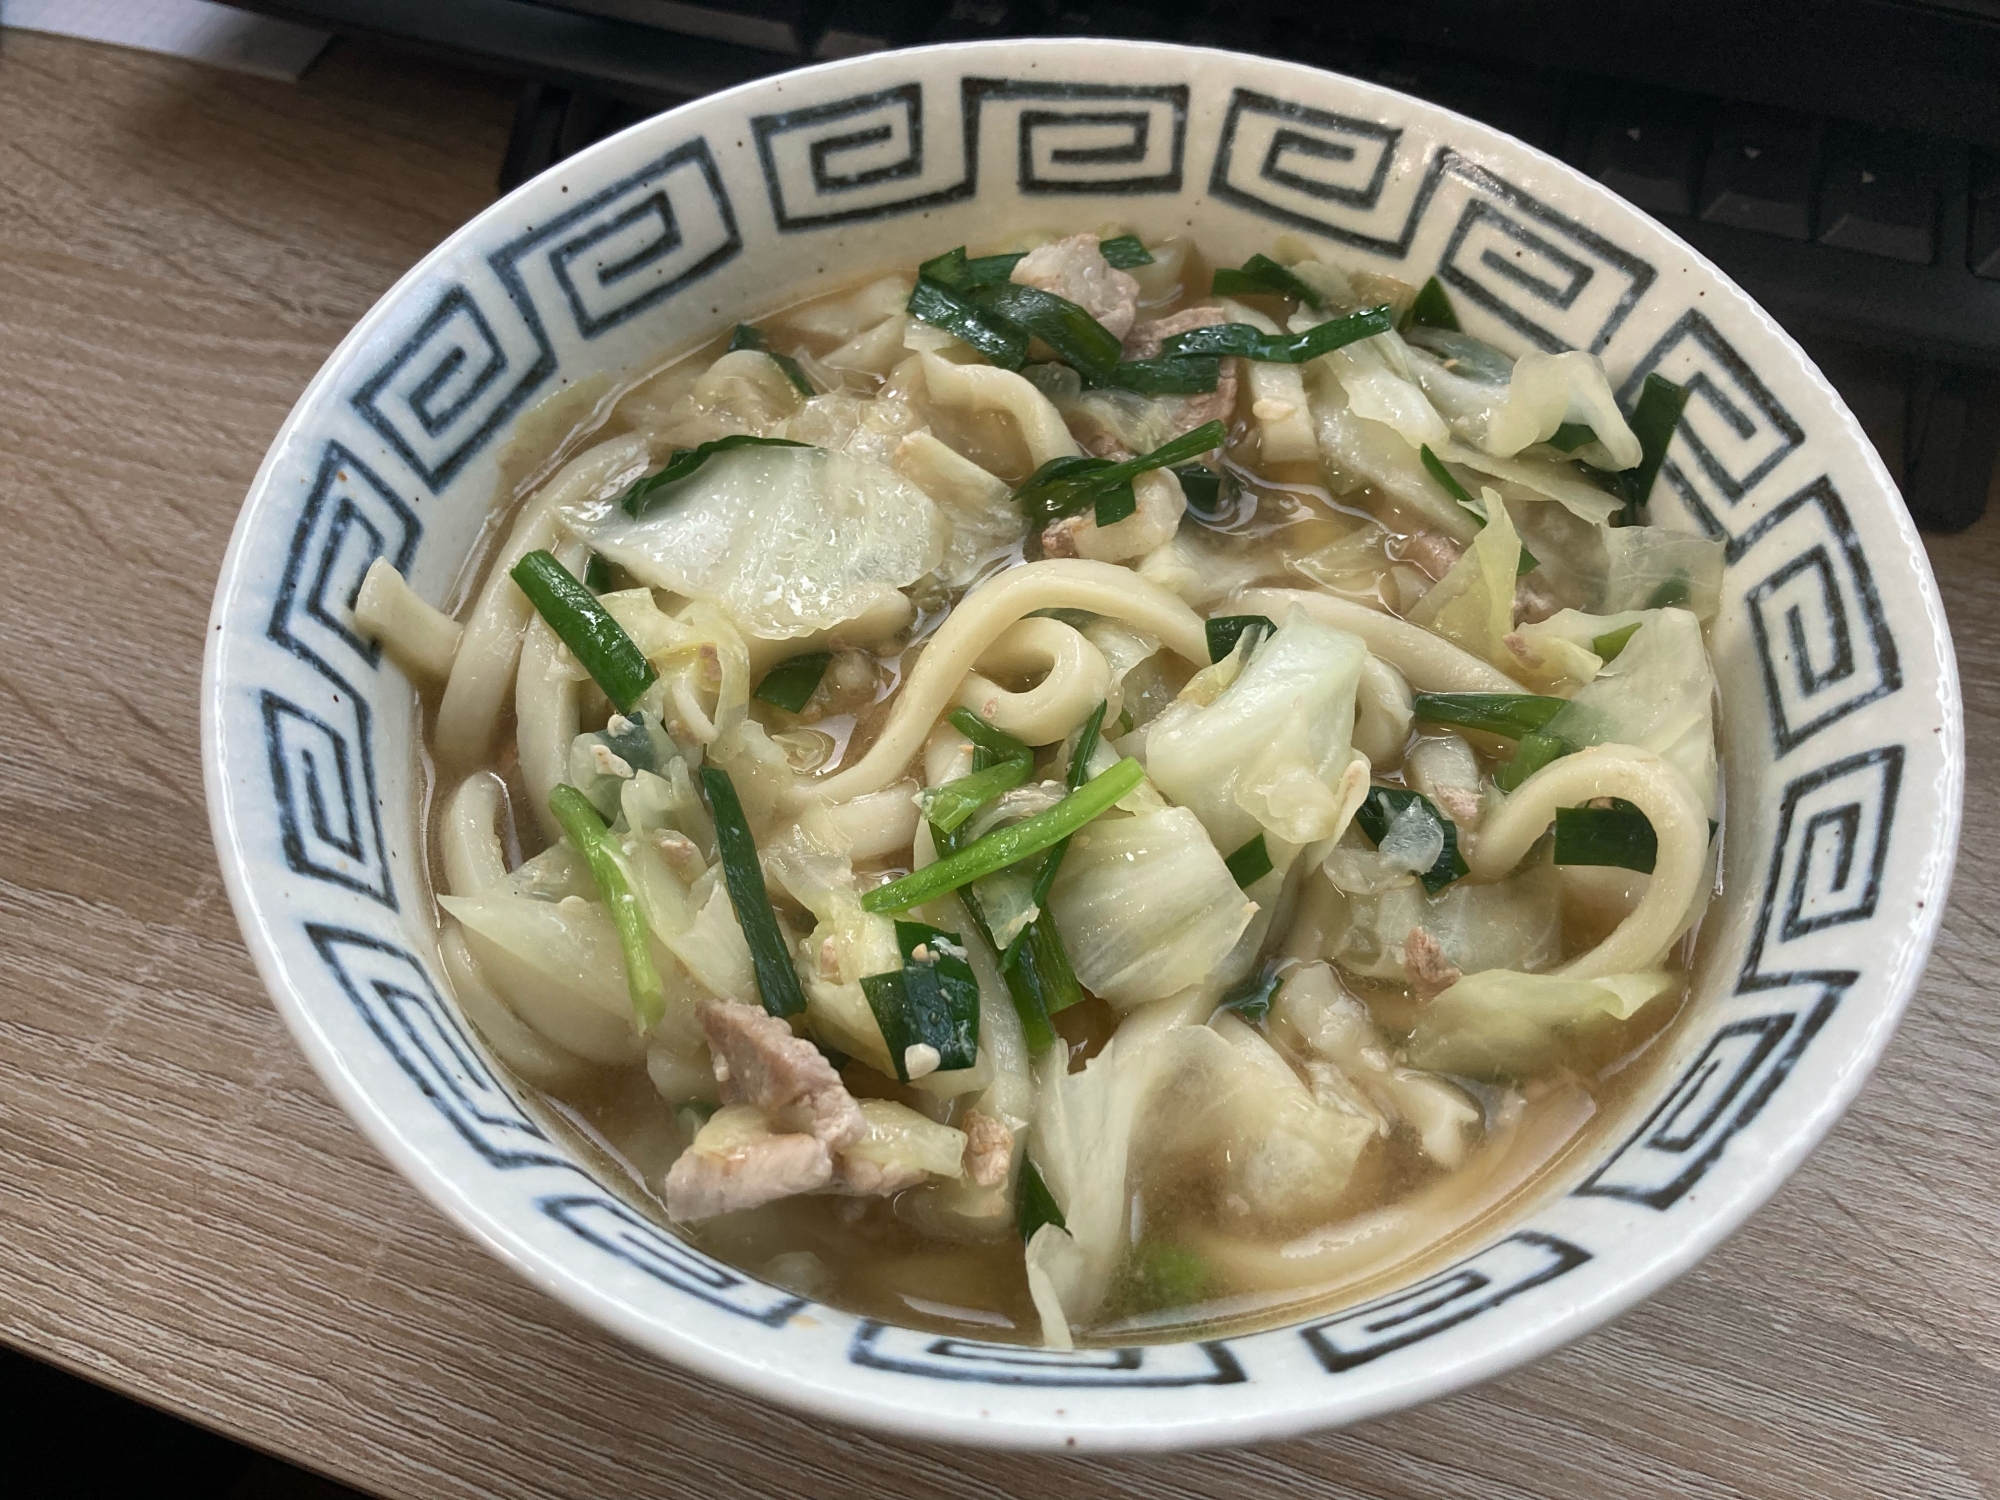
202, 39, 1960, 1449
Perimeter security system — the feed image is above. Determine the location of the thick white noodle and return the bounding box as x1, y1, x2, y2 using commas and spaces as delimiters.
920, 351, 1081, 470
353, 558, 461, 683
1235, 587, 1523, 693
955, 617, 1112, 746
434, 433, 650, 767
1353, 654, 1414, 766
800, 560, 1207, 806
441, 770, 512, 896
824, 782, 921, 863
1465, 743, 1707, 979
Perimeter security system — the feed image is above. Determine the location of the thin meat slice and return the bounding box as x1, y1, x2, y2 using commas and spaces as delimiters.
1402, 928, 1464, 998
662, 1104, 832, 1221
1012, 234, 1141, 339
700, 999, 865, 1151
962, 1110, 1015, 1187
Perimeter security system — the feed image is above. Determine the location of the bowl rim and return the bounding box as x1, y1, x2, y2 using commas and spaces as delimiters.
201, 35, 1964, 1450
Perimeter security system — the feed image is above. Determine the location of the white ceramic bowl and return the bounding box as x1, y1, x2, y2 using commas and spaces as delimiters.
202, 38, 1963, 1450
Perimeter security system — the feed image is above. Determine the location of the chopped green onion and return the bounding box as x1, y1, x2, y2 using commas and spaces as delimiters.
1173, 462, 1226, 517
1013, 420, 1227, 527
918, 245, 1025, 290
1402, 276, 1459, 332
1592, 622, 1642, 662
619, 434, 811, 517
1494, 729, 1575, 792
752, 651, 832, 714
700, 766, 807, 1018
509, 550, 658, 714
1205, 613, 1274, 663
726, 323, 814, 397
1419, 445, 1537, 572
906, 277, 1030, 368
860, 919, 981, 1081
596, 710, 659, 776
1007, 912, 1085, 1020
1097, 234, 1154, 269
1549, 421, 1596, 452
1012, 698, 1108, 922
1218, 964, 1282, 1023
947, 707, 1033, 772
1093, 481, 1137, 527
1355, 787, 1468, 893
1647, 573, 1692, 610
583, 553, 614, 593
1224, 833, 1273, 888
1017, 1157, 1066, 1240
924, 756, 1031, 834
1616, 373, 1690, 517
1159, 305, 1394, 364
1211, 252, 1324, 309
861, 758, 1145, 913
1412, 692, 1567, 740
547, 784, 663, 1029
970, 282, 1123, 379
1098, 355, 1222, 394
1554, 801, 1658, 872
1125, 1241, 1211, 1312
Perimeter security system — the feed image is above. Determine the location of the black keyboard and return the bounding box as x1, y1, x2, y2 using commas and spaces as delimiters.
222, 0, 2000, 528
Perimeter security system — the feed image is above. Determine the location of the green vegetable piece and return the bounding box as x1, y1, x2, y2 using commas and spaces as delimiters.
1554, 801, 1658, 872
547, 784, 663, 1029
924, 755, 1032, 835
1219, 964, 1283, 1023
1125, 1242, 1211, 1312
1210, 252, 1325, 309
1402, 276, 1460, 332
1616, 372, 1690, 517
1007, 912, 1086, 1019
700, 765, 807, 1018
1094, 481, 1137, 528
931, 817, 1063, 1051
583, 553, 614, 593
1494, 729, 1574, 792
861, 758, 1146, 913
1412, 692, 1567, 740
1097, 234, 1154, 269
1592, 621, 1642, 662
907, 276, 1031, 368
947, 707, 1033, 773
1018, 699, 1109, 915
1013, 421, 1228, 527
1647, 573, 1692, 609
918, 245, 1025, 290
1172, 463, 1225, 517
971, 281, 1123, 380
1099, 355, 1222, 394
1549, 421, 1597, 452
1224, 833, 1273, 889
860, 919, 981, 1081
1355, 787, 1468, 893
1205, 613, 1275, 663
752, 651, 832, 714
1420, 443, 1478, 507
1158, 305, 1394, 364
509, 550, 658, 714
597, 710, 659, 776
726, 322, 814, 397
1016, 1157, 1066, 1241
618, 434, 811, 517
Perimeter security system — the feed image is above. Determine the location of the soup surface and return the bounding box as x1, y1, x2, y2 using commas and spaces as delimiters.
360, 229, 1724, 1346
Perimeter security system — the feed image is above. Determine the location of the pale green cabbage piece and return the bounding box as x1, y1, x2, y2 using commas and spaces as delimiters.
1407, 485, 1522, 673
1406, 340, 1641, 469
1330, 854, 1562, 982
1596, 524, 1726, 621
1407, 968, 1679, 1075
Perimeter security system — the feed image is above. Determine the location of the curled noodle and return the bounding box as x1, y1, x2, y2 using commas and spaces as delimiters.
1234, 587, 1523, 693
955, 617, 1112, 746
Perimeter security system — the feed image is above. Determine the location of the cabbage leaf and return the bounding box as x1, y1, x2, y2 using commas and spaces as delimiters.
1407, 967, 1679, 1075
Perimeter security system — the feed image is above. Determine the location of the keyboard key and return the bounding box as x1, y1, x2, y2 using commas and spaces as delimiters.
815, 0, 923, 56
1699, 105, 1820, 239
1574, 91, 1704, 217
1972, 150, 2000, 279
1816, 126, 1937, 263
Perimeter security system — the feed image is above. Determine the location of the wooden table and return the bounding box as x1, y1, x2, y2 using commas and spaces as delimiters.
1, 29, 1994, 1500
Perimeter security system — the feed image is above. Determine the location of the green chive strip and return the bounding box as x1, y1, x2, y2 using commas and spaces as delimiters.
1355, 787, 1468, 893
925, 756, 1032, 835
727, 323, 814, 397
1418, 445, 1538, 572
752, 652, 832, 714
619, 434, 810, 517
1099, 355, 1221, 395
918, 245, 1026, 290
969, 281, 1123, 380
1224, 833, 1273, 888
1094, 481, 1137, 527
862, 758, 1145, 913
547, 784, 663, 1029
510, 550, 658, 715
947, 707, 1033, 772
1206, 614, 1275, 663
584, 553, 614, 593
1174, 463, 1225, 517
907, 277, 1030, 368
1412, 692, 1568, 740
859, 919, 981, 1081
1020, 701, 1108, 915
1159, 304, 1394, 364
1549, 421, 1596, 452
1616, 373, 1691, 516
1097, 234, 1154, 269
1014, 420, 1227, 527
936, 817, 1066, 1050
1402, 276, 1460, 332
1554, 802, 1658, 872
1017, 1157, 1066, 1240
1211, 252, 1325, 309
1494, 729, 1575, 793
700, 766, 807, 1018
997, 702, 1104, 1019
1218, 964, 1283, 1023
1592, 622, 1642, 662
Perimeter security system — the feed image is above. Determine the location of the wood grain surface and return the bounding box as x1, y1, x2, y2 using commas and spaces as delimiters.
0, 29, 1994, 1500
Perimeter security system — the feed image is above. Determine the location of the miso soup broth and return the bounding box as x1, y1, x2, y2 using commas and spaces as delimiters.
362, 228, 1724, 1346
